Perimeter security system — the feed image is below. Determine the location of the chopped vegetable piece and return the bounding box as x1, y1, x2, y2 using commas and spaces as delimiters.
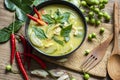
91, 33, 96, 38
83, 73, 90, 80
6, 65, 12, 71
84, 50, 90, 56
100, 27, 105, 34
88, 34, 92, 41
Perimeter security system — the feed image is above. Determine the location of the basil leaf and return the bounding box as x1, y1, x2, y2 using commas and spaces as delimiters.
33, 27, 47, 39
0, 20, 23, 43
4, 0, 33, 21
61, 24, 72, 37
60, 12, 70, 23
42, 14, 55, 24
0, 30, 10, 43
52, 36, 64, 46
60, 24, 72, 42
54, 9, 70, 24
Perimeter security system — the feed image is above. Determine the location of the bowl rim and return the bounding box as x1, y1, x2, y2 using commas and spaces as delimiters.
25, 0, 87, 58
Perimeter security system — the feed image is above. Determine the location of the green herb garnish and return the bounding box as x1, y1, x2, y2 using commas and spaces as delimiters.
33, 27, 47, 39
42, 9, 70, 24
60, 24, 72, 42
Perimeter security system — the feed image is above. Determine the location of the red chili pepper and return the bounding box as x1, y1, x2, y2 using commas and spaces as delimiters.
19, 35, 28, 64
26, 45, 32, 70
19, 35, 27, 54
33, 6, 41, 19
27, 14, 47, 26
16, 51, 29, 80
10, 34, 16, 65
25, 53, 46, 69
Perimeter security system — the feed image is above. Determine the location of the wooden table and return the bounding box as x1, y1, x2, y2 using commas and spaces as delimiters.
0, 0, 120, 80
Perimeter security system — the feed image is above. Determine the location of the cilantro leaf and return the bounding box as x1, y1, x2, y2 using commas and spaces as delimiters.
32, 27, 47, 39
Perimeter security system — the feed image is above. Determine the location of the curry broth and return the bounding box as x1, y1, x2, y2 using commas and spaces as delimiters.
28, 4, 85, 56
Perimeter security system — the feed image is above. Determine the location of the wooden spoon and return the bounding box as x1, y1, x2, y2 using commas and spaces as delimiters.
107, 2, 120, 80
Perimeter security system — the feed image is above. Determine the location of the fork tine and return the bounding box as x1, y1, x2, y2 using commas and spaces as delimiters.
80, 54, 94, 68
86, 58, 101, 72
80, 54, 97, 72
83, 57, 97, 72
80, 55, 93, 69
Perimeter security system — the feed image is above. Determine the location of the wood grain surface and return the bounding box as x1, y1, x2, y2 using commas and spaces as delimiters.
0, 0, 120, 80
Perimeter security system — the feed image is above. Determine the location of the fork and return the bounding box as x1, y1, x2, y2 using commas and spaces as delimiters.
80, 34, 113, 72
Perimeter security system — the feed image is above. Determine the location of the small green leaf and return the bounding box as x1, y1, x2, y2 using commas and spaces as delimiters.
0, 20, 23, 43
42, 14, 55, 24
61, 24, 72, 42
61, 24, 72, 37
60, 12, 70, 23
0, 30, 10, 43
33, 26, 47, 39
52, 36, 64, 46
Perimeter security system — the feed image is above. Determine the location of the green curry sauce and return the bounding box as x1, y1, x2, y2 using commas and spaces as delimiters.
28, 5, 85, 56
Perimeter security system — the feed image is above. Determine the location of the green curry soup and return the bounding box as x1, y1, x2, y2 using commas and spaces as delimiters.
28, 5, 85, 56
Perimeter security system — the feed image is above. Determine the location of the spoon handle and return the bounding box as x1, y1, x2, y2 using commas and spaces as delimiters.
112, 2, 119, 55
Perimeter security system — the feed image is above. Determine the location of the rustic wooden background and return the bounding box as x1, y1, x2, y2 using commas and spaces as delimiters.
0, 0, 120, 80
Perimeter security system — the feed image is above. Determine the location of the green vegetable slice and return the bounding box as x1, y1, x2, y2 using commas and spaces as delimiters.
52, 36, 64, 46
32, 26, 47, 39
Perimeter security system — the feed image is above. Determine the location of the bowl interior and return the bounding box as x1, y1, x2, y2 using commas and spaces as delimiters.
25, 0, 87, 58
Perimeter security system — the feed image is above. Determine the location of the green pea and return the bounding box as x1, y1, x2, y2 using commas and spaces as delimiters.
6, 65, 12, 71
90, 18, 95, 24
84, 50, 90, 56
81, 1, 87, 6
81, 8, 85, 13
103, 12, 109, 17
88, 11, 94, 17
88, 34, 92, 41
96, 20, 101, 25
94, 8, 99, 13
91, 32, 96, 38
98, 12, 103, 17
99, 0, 104, 3
90, 6, 94, 11
100, 27, 105, 34
85, 17, 89, 22
71, 78, 76, 80
94, 0, 99, 5
103, 0, 108, 4
83, 73, 90, 80
105, 15, 111, 21
99, 4, 105, 9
